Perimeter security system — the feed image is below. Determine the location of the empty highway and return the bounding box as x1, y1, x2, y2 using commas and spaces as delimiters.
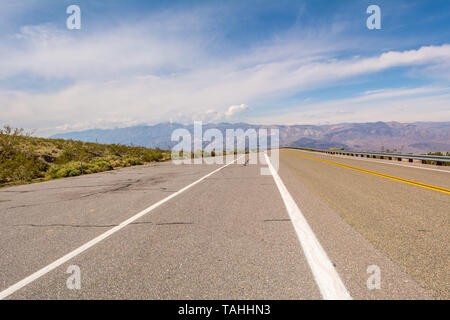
0, 149, 448, 299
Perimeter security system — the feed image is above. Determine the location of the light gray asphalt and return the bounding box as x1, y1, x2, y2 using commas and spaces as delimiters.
279, 149, 449, 299
0, 161, 221, 292
0, 152, 447, 299
4, 159, 320, 299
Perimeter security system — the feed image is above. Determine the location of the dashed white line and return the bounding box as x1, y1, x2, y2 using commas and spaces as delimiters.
0, 156, 242, 300
264, 152, 352, 300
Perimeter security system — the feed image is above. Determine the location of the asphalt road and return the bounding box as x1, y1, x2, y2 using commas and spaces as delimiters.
0, 150, 448, 299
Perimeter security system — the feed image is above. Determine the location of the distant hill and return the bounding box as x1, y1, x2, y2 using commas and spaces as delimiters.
50, 121, 450, 154
1, 126, 168, 187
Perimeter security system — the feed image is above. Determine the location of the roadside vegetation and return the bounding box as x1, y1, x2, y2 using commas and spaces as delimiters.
425, 151, 450, 166
0, 126, 169, 187
427, 151, 450, 156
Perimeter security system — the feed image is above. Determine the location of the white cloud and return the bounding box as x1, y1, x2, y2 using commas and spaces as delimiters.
0, 10, 450, 135
166, 104, 250, 126
253, 87, 450, 125
225, 104, 250, 117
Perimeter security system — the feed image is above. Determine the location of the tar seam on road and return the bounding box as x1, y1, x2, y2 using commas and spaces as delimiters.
0, 156, 243, 300
264, 153, 352, 300
281, 150, 450, 195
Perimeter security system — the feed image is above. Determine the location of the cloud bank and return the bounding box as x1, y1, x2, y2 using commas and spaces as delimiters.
0, 2, 449, 135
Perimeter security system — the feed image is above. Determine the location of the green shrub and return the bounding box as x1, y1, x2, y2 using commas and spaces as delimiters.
123, 157, 143, 166
84, 158, 113, 173
0, 126, 169, 186
141, 149, 163, 162
48, 162, 82, 178
0, 127, 48, 183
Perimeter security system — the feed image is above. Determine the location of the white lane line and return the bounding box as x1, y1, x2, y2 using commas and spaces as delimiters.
264, 153, 352, 300
0, 157, 242, 300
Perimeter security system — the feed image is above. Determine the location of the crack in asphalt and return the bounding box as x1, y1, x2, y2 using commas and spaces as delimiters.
0, 183, 130, 193
12, 223, 118, 228
12, 221, 193, 228
78, 183, 133, 199
3, 181, 173, 210
154, 222, 194, 226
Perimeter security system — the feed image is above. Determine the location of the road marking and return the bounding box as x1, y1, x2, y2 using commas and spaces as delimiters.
303, 149, 450, 173
281, 150, 450, 195
0, 157, 242, 300
264, 153, 352, 300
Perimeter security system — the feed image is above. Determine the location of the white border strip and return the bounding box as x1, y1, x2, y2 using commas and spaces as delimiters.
264, 153, 352, 300
0, 156, 242, 300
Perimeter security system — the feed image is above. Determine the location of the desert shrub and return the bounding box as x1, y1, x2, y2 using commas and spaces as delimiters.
48, 158, 114, 178
110, 159, 123, 168
0, 154, 47, 183
141, 149, 163, 162
0, 126, 169, 186
84, 158, 113, 174
0, 127, 48, 183
122, 157, 143, 166
47, 162, 81, 178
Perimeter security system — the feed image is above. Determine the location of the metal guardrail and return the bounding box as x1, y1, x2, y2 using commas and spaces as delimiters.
283, 147, 450, 164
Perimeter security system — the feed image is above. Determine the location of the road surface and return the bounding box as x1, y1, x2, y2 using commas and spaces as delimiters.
0, 149, 448, 299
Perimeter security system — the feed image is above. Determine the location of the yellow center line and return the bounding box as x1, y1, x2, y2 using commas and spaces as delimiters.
280, 150, 450, 195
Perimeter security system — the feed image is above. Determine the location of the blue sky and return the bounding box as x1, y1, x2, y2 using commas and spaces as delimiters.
1, 0, 450, 135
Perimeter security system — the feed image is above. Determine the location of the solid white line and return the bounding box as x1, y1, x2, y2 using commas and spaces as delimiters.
264, 153, 352, 300
0, 157, 242, 300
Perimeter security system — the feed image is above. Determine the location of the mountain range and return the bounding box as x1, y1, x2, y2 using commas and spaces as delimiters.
50, 121, 450, 154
